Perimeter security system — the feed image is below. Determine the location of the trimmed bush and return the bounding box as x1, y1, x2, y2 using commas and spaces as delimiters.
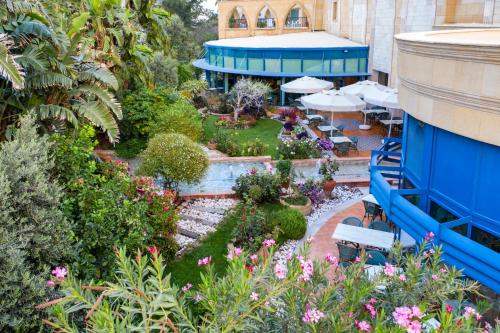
274, 207, 307, 240
248, 184, 263, 202
139, 133, 209, 189
150, 99, 203, 141
233, 170, 281, 203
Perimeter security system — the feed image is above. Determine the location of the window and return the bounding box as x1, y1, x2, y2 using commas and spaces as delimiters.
430, 201, 457, 223
332, 1, 338, 21
285, 5, 308, 28
228, 7, 247, 29
257, 6, 276, 28
377, 71, 389, 86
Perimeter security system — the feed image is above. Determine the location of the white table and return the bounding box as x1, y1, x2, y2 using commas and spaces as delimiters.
329, 136, 352, 144
297, 106, 306, 111
306, 114, 324, 121
359, 109, 389, 130
400, 230, 416, 248
380, 119, 403, 126
362, 194, 379, 206
332, 224, 395, 250
318, 125, 338, 133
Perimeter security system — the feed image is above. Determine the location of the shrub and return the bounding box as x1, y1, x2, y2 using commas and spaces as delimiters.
298, 178, 325, 205
148, 52, 179, 88
139, 133, 209, 190
278, 138, 323, 159
274, 207, 307, 240
240, 138, 268, 156
319, 157, 339, 181
248, 184, 263, 202
231, 201, 271, 252
114, 138, 148, 159
150, 99, 203, 141
233, 170, 281, 203
283, 192, 309, 206
276, 159, 292, 180
214, 129, 241, 156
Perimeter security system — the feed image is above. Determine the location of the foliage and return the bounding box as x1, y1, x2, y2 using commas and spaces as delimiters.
229, 78, 271, 121
164, 14, 201, 63
298, 178, 325, 205
48, 241, 489, 332
278, 138, 323, 159
139, 133, 209, 190
231, 201, 272, 252
148, 51, 179, 87
214, 129, 241, 156
276, 159, 292, 180
0, 116, 71, 331
114, 137, 148, 159
180, 79, 208, 102
240, 138, 268, 156
283, 192, 309, 206
319, 157, 340, 181
120, 86, 179, 141
233, 170, 281, 204
150, 99, 203, 142
177, 63, 195, 86
273, 207, 307, 240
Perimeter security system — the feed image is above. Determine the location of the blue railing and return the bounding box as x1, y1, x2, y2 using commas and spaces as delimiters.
370, 138, 500, 292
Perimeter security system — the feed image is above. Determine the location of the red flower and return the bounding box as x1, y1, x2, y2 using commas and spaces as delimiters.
446, 304, 454, 313
147, 245, 160, 255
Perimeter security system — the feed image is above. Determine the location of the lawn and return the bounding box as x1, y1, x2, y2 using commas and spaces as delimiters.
202, 115, 282, 159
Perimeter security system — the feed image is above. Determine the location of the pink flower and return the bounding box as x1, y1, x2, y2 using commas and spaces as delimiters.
424, 231, 435, 242
431, 274, 438, 281
463, 306, 481, 320
197, 256, 212, 266
364, 303, 377, 318
47, 280, 56, 287
411, 306, 423, 319
250, 169, 257, 175
399, 274, 406, 281
407, 320, 422, 333
324, 254, 338, 267
228, 247, 242, 260
182, 283, 192, 293
263, 239, 276, 248
440, 267, 447, 273
393, 306, 423, 330
51, 267, 67, 280
147, 245, 160, 255
445, 304, 454, 313
369, 298, 377, 305
234, 247, 242, 257
250, 254, 258, 261
250, 292, 259, 301
302, 304, 325, 324
384, 263, 395, 277
274, 263, 286, 279
356, 320, 371, 331
299, 259, 314, 281
355, 256, 361, 263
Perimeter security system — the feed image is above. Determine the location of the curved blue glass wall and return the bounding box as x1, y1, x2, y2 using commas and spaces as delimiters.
370, 115, 500, 292
193, 45, 369, 77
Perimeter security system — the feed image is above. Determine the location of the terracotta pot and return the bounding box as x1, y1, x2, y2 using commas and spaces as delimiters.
207, 142, 217, 150
280, 197, 312, 215
281, 179, 290, 189
323, 179, 337, 196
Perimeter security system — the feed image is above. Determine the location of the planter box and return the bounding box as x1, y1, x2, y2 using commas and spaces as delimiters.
280, 197, 312, 215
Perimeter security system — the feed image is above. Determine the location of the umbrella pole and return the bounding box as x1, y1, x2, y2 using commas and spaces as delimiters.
330, 112, 333, 137
388, 109, 394, 137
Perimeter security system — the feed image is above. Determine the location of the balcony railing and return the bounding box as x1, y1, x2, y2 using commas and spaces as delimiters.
256, 17, 276, 28
228, 18, 248, 29
285, 16, 308, 28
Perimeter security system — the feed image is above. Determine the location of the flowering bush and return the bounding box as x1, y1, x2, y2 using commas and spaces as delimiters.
279, 108, 298, 123
316, 138, 334, 151
319, 156, 340, 181
298, 178, 325, 205
231, 201, 272, 252
47, 241, 492, 332
233, 170, 281, 203
278, 138, 322, 159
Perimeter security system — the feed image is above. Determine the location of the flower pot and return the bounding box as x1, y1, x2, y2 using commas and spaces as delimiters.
323, 179, 337, 197
280, 197, 312, 215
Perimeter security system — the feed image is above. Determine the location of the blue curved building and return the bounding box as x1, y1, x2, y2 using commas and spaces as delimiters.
370, 29, 500, 292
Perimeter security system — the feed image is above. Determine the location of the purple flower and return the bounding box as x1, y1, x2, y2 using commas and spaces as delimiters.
316, 139, 333, 151
283, 122, 294, 131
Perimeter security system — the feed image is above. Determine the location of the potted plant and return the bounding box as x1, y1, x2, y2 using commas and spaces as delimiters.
276, 159, 292, 188
280, 191, 312, 215
319, 157, 340, 196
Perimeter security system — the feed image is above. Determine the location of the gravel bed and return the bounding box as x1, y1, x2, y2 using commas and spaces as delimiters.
175, 234, 197, 248
307, 186, 363, 226
186, 198, 236, 210
179, 210, 222, 223
178, 219, 215, 235
272, 240, 298, 267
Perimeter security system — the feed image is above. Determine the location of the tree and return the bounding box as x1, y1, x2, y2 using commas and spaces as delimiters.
229, 79, 270, 121
148, 51, 179, 87
138, 133, 208, 190
0, 115, 71, 331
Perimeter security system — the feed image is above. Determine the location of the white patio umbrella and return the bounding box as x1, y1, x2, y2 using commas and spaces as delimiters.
363, 89, 401, 137
281, 76, 334, 94
301, 90, 366, 136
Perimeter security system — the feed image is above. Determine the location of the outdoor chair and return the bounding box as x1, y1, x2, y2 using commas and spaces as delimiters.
362, 201, 384, 222
336, 142, 350, 157
366, 250, 387, 266
349, 136, 359, 154
368, 220, 391, 232
341, 216, 363, 227
337, 242, 359, 262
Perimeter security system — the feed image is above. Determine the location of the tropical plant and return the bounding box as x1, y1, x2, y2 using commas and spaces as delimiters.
148, 51, 179, 87
319, 156, 340, 181
150, 99, 203, 141
276, 159, 292, 181
138, 133, 209, 190
229, 78, 270, 121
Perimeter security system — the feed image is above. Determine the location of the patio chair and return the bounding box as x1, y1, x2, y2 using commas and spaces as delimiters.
366, 250, 387, 266
368, 220, 391, 232
336, 142, 350, 157
362, 201, 384, 222
337, 242, 359, 262
341, 216, 363, 227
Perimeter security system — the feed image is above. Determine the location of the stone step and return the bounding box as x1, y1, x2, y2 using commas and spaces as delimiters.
179, 213, 220, 227
178, 228, 200, 239
178, 219, 216, 236
186, 205, 226, 215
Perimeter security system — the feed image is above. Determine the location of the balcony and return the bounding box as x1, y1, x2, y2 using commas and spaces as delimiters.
285, 16, 308, 29
256, 17, 276, 29
228, 18, 248, 29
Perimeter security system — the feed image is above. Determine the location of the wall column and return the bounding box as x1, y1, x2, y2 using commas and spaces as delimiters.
280, 77, 286, 106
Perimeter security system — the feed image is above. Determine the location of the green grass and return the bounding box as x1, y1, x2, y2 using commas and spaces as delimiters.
202, 116, 282, 159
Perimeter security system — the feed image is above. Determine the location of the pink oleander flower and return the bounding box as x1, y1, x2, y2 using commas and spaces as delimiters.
250, 291, 259, 301
355, 256, 361, 263
47, 280, 56, 287
324, 253, 338, 266
302, 304, 325, 324
432, 274, 438, 281
399, 274, 406, 281
463, 306, 481, 320
182, 283, 192, 293
384, 263, 395, 277
445, 304, 454, 313
300, 259, 314, 281
425, 231, 435, 242
234, 247, 242, 257
365, 303, 376, 318
198, 256, 212, 266
147, 245, 160, 255
228, 247, 242, 260
407, 320, 422, 333
263, 239, 276, 248
393, 306, 423, 330
51, 267, 67, 280
194, 294, 203, 303
274, 263, 286, 279
369, 298, 377, 305
356, 320, 371, 332
440, 267, 447, 273
250, 254, 258, 261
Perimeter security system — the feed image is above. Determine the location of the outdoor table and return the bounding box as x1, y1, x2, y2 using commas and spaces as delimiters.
306, 114, 324, 121
400, 230, 416, 248
332, 224, 395, 250
359, 109, 388, 130
380, 119, 403, 126
297, 105, 307, 112
362, 194, 380, 206
329, 136, 352, 144
318, 125, 338, 133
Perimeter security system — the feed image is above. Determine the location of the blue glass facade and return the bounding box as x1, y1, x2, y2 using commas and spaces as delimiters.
370, 114, 500, 292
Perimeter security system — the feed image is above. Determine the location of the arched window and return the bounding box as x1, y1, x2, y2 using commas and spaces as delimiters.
228, 7, 248, 29
285, 5, 308, 28
257, 6, 276, 28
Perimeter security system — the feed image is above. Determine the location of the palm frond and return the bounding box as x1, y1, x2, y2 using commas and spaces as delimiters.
73, 84, 122, 119
15, 44, 48, 71
13, 21, 52, 40
77, 101, 119, 143
0, 34, 25, 89
79, 66, 119, 90
26, 72, 73, 89
68, 12, 90, 38
36, 104, 79, 128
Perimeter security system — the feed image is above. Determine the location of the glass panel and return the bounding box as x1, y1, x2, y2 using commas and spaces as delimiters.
235, 57, 246, 70
331, 59, 343, 73
345, 58, 359, 73
209, 53, 216, 65
471, 227, 500, 252
303, 60, 322, 73
248, 58, 264, 72
282, 59, 301, 73
323, 60, 330, 73
224, 56, 234, 69
265, 59, 280, 73
430, 201, 457, 223
359, 58, 367, 72
216, 55, 223, 67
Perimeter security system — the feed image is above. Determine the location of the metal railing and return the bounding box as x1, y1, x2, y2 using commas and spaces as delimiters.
228, 18, 248, 29
256, 17, 276, 28
285, 16, 308, 28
